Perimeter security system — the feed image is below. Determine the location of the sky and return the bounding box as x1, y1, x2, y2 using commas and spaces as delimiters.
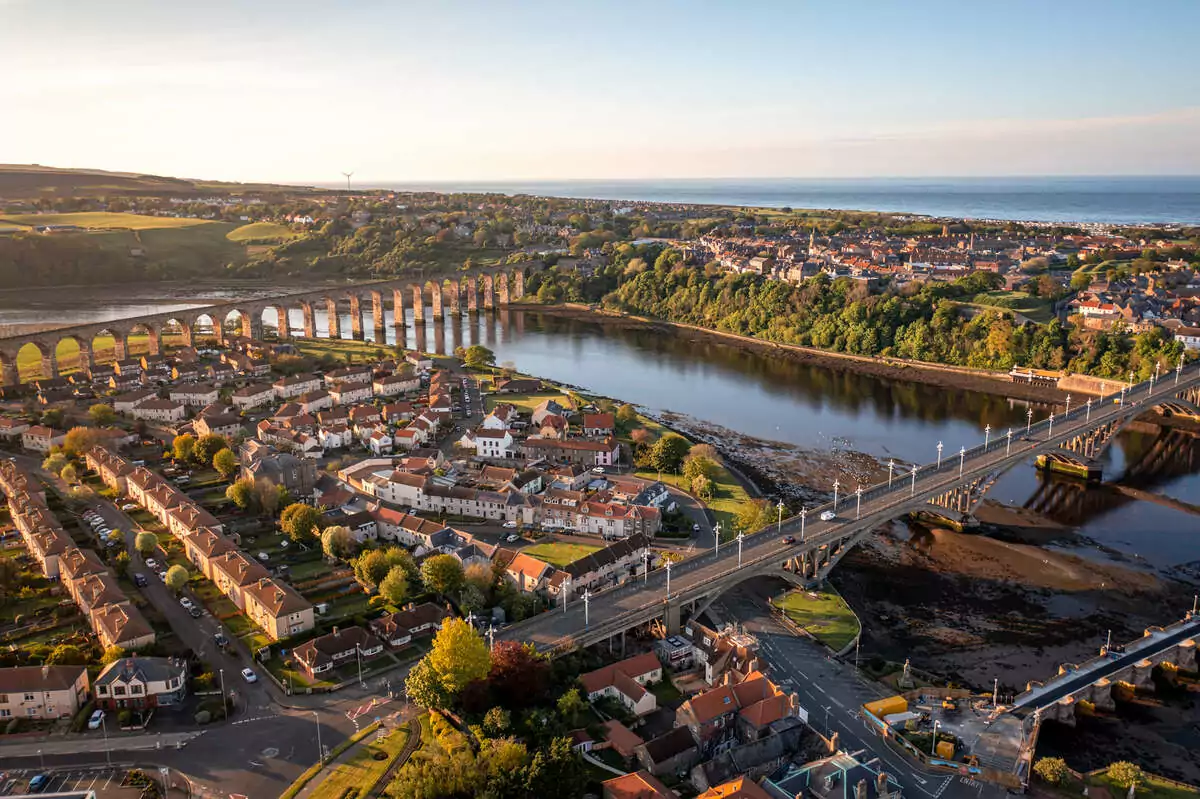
3, 0, 1200, 183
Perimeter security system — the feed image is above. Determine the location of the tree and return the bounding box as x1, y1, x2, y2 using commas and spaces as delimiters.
226, 477, 257, 512
1108, 762, 1142, 789
212, 448, 238, 480
134, 531, 158, 558
524, 736, 585, 798
1070, 271, 1093, 292
42, 452, 67, 474
487, 641, 550, 709
62, 426, 106, 457
682, 454, 719, 482
46, 644, 89, 665
279, 503, 322, 543
482, 707, 511, 737
616, 403, 638, 425
404, 658, 452, 710
689, 443, 720, 461
1034, 757, 1069, 786
100, 646, 128, 665
164, 565, 189, 593
421, 554, 464, 597
41, 408, 64, 428
378, 566, 410, 606
173, 433, 196, 462
256, 479, 288, 517
195, 434, 229, 465
692, 475, 715, 499
736, 499, 775, 533
556, 688, 586, 725
650, 433, 691, 473
59, 463, 77, 484
88, 403, 116, 426
463, 345, 496, 369
321, 526, 356, 561
427, 618, 491, 695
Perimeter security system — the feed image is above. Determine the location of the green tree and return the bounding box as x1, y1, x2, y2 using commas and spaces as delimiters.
692, 475, 715, 499
59, 463, 78, 484
1107, 762, 1142, 789
41, 408, 64, 428
321, 525, 356, 561
279, 503, 322, 543
42, 452, 67, 474
225, 477, 257, 512
45, 644, 89, 665
1070, 271, 1092, 292
134, 531, 158, 558
427, 618, 491, 695
195, 434, 229, 464
212, 448, 238, 480
88, 403, 117, 426
615, 403, 638, 426
404, 659, 452, 711
735, 499, 775, 533
172, 433, 196, 462
682, 454, 719, 481
463, 345, 496, 369
650, 433, 691, 473
378, 565, 410, 606
524, 737, 585, 798
556, 688, 586, 725
421, 554, 464, 597
164, 565, 189, 593
100, 646, 127, 665
1034, 757, 1069, 786
62, 426, 106, 457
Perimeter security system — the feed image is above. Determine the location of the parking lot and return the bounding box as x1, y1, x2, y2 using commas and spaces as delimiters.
0, 767, 145, 797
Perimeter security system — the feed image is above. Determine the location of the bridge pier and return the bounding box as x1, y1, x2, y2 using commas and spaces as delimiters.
325, 298, 341, 339
275, 307, 290, 339
302, 303, 316, 339
1036, 454, 1103, 481
412, 286, 425, 324
431, 286, 443, 320
76, 342, 95, 375
664, 600, 681, 636
1, 361, 17, 386
497, 273, 510, 306
370, 291, 385, 342
512, 269, 525, 300
41, 348, 58, 380
248, 316, 264, 341
467, 278, 478, 312
349, 296, 364, 340
448, 282, 461, 315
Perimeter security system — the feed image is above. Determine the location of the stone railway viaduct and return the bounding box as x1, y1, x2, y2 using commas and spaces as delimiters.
0, 264, 539, 385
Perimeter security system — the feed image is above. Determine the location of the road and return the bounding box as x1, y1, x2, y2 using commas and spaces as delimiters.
715, 587, 1008, 799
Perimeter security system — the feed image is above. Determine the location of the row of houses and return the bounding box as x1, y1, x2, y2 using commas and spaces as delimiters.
290, 602, 451, 679
0, 655, 189, 723
0, 460, 155, 651
84, 446, 315, 642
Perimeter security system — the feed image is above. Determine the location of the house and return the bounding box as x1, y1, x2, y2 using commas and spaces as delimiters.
531, 398, 571, 426
169, 383, 218, 407
21, 425, 66, 453
382, 401, 416, 422
635, 726, 701, 778
297, 389, 333, 413
231, 383, 277, 410
92, 603, 156, 650
274, 373, 321, 399
601, 719, 645, 760
318, 424, 353, 450
369, 602, 452, 649
679, 621, 761, 686
0, 417, 30, 439
243, 577, 315, 640
580, 652, 663, 716
368, 430, 393, 455
0, 665, 89, 721
349, 404, 383, 426
131, 399, 187, 423
550, 534, 652, 596
330, 381, 373, 405
405, 352, 433, 372
113, 388, 159, 414
166, 501, 222, 539
293, 626, 385, 678
583, 412, 616, 437
373, 373, 420, 397
210, 550, 271, 609
84, 446, 134, 493
207, 362, 237, 384
171, 363, 202, 383
240, 440, 318, 496
182, 527, 235, 579
324, 366, 373, 387
194, 411, 244, 440
524, 436, 620, 467
763, 752, 904, 799
464, 428, 517, 459
393, 427, 425, 450
698, 777, 773, 799
494, 549, 555, 593
602, 771, 675, 799
93, 657, 187, 711
494, 377, 543, 394
675, 671, 795, 756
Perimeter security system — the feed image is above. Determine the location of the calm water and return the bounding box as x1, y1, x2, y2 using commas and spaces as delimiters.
358, 176, 1200, 225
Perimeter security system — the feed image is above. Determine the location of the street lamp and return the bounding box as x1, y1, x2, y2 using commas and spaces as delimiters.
1026, 407, 1033, 432
984, 424, 991, 449
800, 506, 807, 541
931, 720, 940, 756
737, 530, 745, 566
855, 485, 863, 520
832, 479, 840, 511
665, 558, 672, 598
887, 459, 895, 487
910, 464, 918, 496
714, 521, 721, 557
642, 550, 650, 584
1047, 412, 1055, 439
776, 499, 785, 533
312, 711, 324, 763
1120, 385, 1126, 406
1085, 398, 1092, 421
355, 643, 365, 689
1177, 359, 1184, 385
1128, 370, 1134, 389
101, 713, 111, 765
1065, 394, 1072, 417
562, 575, 570, 611
1006, 428, 1013, 456
958, 446, 965, 477
219, 668, 228, 721
582, 589, 591, 628
936, 441, 943, 468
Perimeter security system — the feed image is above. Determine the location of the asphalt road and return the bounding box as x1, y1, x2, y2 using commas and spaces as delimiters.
714, 587, 1010, 799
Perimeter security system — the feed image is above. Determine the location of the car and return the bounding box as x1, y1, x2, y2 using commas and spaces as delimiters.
692, 523, 702, 532
501, 521, 517, 529
819, 510, 836, 522
144, 558, 159, 570
591, 466, 605, 474
781, 535, 796, 545
257, 552, 269, 562
179, 597, 195, 610
87, 709, 105, 730
27, 775, 49, 793
505, 534, 520, 543
188, 606, 202, 618
133, 573, 148, 587
214, 632, 229, 648
279, 539, 289, 549
159, 571, 169, 583
241, 667, 258, 683
121, 503, 138, 511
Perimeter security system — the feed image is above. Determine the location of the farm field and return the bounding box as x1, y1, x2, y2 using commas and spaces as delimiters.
227, 221, 298, 243
0, 212, 214, 230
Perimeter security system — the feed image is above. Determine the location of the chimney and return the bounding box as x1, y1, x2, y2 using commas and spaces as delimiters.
42, 665, 50, 680
877, 772, 890, 796
332, 625, 339, 637
828, 731, 839, 754
855, 780, 868, 799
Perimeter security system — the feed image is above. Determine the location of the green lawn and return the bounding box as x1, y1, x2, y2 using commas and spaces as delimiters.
0, 212, 214, 230
307, 723, 412, 799
774, 588, 860, 651
1088, 773, 1200, 799
523, 541, 601, 567
484, 390, 574, 414
649, 674, 684, 706
968, 290, 1055, 324
226, 221, 298, 243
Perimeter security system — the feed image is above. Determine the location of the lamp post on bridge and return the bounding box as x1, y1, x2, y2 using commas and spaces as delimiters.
958, 446, 965, 477
832, 479, 840, 511
714, 521, 721, 557
1086, 398, 1092, 421
1047, 412, 1055, 439
910, 464, 918, 496
1026, 407, 1033, 433
887, 459, 895, 487
1006, 428, 1013, 456
1177, 359, 1184, 386
1155, 361, 1162, 383
777, 499, 785, 534
1128, 370, 1134, 389
562, 575, 570, 611
582, 589, 591, 629
984, 424, 991, 449
800, 506, 807, 542
1101, 381, 1108, 401
855, 485, 863, 520
665, 559, 671, 599
1120, 384, 1126, 406
737, 530, 745, 566
1065, 394, 1072, 417
642, 550, 650, 585
936, 441, 943, 468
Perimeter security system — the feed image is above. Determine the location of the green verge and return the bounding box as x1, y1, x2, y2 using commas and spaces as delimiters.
278, 721, 382, 799
774, 587, 860, 651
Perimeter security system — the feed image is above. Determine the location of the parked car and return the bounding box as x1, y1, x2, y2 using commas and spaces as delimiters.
505, 534, 520, 543
121, 503, 138, 511
819, 510, 837, 522
87, 709, 105, 730
133, 573, 148, 587
501, 521, 517, 529
257, 552, 269, 562
214, 632, 229, 648
179, 597, 195, 611
188, 606, 202, 618
781, 535, 796, 545
27, 775, 49, 793
144, 558, 159, 571
241, 668, 258, 683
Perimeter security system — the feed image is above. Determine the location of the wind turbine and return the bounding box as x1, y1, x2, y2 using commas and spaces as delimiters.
341, 171, 354, 191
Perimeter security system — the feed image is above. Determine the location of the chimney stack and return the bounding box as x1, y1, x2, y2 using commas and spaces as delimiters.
878, 772, 890, 796
855, 779, 868, 799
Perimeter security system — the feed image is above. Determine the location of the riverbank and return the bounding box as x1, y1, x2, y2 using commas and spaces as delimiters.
510, 302, 1068, 404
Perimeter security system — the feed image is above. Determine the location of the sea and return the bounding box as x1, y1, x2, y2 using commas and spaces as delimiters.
334, 176, 1200, 226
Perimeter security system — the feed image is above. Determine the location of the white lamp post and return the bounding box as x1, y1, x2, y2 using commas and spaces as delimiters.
312, 711, 324, 763
1086, 398, 1092, 421
642, 550, 650, 584
936, 441, 943, 468
665, 558, 671, 598
910, 464, 918, 496
714, 521, 721, 557
1006, 428, 1013, 456
800, 506, 807, 541
737, 530, 745, 566
984, 424, 991, 448
562, 575, 570, 611
776, 499, 785, 533
582, 589, 591, 628
832, 479, 840, 510
1026, 406, 1033, 432
887, 459, 895, 487
958, 446, 965, 477
1047, 412, 1055, 439
1177, 359, 1184, 385
855, 485, 863, 520
1065, 394, 1072, 417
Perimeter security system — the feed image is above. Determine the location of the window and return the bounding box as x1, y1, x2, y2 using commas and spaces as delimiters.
131, 685, 143, 695
114, 686, 126, 696
26, 708, 37, 716
0, 693, 6, 703
0, 709, 10, 718
23, 693, 34, 702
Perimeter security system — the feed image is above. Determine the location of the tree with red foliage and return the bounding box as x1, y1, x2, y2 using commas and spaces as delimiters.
488, 641, 550, 709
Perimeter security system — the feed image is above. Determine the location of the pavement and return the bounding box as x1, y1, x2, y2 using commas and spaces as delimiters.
714, 586, 1010, 799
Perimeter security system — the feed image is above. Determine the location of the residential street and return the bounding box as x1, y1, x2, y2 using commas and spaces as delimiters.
713, 585, 1009, 799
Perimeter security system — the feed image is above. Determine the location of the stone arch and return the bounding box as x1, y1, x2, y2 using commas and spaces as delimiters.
16, 340, 54, 382
346, 293, 364, 339
299, 301, 317, 338
91, 327, 128, 364
55, 334, 93, 375
223, 308, 253, 340
466, 276, 479, 312
481, 274, 495, 309
126, 321, 160, 357
163, 317, 193, 349
445, 279, 461, 315
193, 312, 223, 344
322, 296, 342, 338
368, 290, 385, 337
260, 305, 289, 340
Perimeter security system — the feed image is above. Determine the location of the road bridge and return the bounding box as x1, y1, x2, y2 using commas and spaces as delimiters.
0, 263, 540, 385
499, 368, 1200, 654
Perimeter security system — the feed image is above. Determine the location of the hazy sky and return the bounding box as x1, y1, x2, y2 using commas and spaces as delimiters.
4, 0, 1200, 183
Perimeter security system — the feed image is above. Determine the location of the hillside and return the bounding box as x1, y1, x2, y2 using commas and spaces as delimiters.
0, 164, 317, 199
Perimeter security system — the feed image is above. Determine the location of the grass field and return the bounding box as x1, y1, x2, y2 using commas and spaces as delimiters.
485, 390, 574, 414
227, 221, 298, 243
523, 541, 602, 567
968, 290, 1055, 324
307, 723, 412, 799
775, 588, 860, 651
0, 212, 214, 230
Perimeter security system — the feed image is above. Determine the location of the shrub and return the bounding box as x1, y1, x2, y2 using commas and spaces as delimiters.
118, 710, 133, 727
194, 710, 212, 725
1034, 757, 1069, 786
1107, 762, 1142, 788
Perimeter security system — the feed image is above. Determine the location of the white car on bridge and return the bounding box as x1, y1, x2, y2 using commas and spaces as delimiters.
819, 510, 836, 522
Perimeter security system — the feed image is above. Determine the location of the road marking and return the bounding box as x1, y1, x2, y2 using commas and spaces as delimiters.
831, 697, 845, 708
814, 684, 826, 694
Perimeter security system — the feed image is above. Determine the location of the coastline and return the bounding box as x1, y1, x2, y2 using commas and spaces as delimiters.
510, 302, 1068, 404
